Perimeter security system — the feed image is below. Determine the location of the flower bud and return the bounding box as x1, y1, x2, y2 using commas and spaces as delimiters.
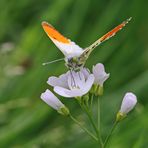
116, 92, 137, 122
41, 89, 69, 116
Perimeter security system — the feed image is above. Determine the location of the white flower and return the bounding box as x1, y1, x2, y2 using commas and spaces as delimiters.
47, 68, 94, 98
41, 89, 69, 116
120, 92, 137, 114
92, 63, 110, 86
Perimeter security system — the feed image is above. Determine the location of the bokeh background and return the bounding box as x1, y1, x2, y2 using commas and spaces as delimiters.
0, 0, 148, 147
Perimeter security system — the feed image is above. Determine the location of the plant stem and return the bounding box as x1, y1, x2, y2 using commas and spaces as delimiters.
78, 98, 102, 147
86, 110, 99, 135
84, 107, 103, 148
97, 97, 103, 147
69, 114, 98, 142
103, 121, 118, 148
90, 93, 94, 112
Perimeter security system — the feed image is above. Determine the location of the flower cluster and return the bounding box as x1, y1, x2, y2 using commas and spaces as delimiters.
41, 63, 110, 114
40, 63, 137, 146
41, 63, 137, 117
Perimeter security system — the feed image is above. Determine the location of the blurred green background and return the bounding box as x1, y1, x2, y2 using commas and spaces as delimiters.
0, 0, 148, 147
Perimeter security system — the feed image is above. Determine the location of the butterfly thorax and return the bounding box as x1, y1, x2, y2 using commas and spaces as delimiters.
65, 56, 85, 71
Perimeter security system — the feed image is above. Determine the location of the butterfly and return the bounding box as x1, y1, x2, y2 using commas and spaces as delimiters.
42, 17, 131, 71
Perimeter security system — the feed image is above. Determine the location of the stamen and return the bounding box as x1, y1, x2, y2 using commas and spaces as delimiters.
70, 70, 77, 88
78, 71, 82, 80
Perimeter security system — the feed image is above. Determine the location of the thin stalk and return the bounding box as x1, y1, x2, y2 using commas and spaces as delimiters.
90, 93, 94, 113
86, 110, 102, 148
77, 98, 102, 147
103, 121, 118, 148
97, 97, 103, 147
78, 101, 99, 136
86, 109, 99, 136
69, 114, 98, 142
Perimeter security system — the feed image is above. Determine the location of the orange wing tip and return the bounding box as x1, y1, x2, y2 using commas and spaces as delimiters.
41, 21, 70, 44
99, 17, 132, 43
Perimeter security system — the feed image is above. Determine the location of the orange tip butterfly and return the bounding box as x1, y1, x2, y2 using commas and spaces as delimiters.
42, 17, 132, 71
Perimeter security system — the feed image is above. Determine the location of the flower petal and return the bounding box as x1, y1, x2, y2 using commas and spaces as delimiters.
66, 74, 94, 97
82, 74, 94, 91
54, 86, 73, 98
80, 68, 90, 80
93, 63, 110, 86
65, 89, 87, 97
74, 72, 85, 88
54, 74, 94, 98
47, 72, 69, 88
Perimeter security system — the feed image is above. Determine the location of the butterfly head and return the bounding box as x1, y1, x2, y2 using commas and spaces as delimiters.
65, 56, 85, 71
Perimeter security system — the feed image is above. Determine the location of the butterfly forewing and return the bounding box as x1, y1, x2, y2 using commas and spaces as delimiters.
42, 22, 83, 57
79, 17, 132, 61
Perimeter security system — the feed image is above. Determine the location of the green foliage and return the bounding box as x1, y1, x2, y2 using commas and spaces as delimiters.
0, 0, 148, 147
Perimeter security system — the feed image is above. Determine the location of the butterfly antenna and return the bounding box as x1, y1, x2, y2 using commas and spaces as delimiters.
42, 58, 64, 66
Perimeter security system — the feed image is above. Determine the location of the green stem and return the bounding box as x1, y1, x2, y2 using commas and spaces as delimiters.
90, 93, 94, 112
78, 100, 98, 135
78, 98, 102, 147
86, 110, 99, 136
76, 98, 103, 147
103, 121, 118, 148
69, 114, 98, 142
97, 97, 103, 147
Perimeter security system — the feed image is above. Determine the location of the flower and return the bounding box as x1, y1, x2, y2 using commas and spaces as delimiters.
120, 92, 137, 114
40, 89, 69, 116
116, 92, 137, 121
47, 68, 94, 98
92, 63, 110, 86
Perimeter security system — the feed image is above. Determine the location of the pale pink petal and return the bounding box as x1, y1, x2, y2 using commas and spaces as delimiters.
47, 72, 69, 88
93, 63, 110, 86
80, 68, 90, 79
67, 71, 78, 90
82, 74, 94, 91
65, 89, 86, 97
66, 74, 94, 97
54, 86, 73, 98
75, 72, 85, 88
